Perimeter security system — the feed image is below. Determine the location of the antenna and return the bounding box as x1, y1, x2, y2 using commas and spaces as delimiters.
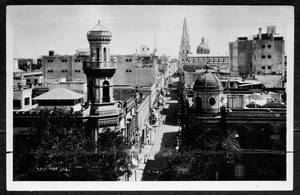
153, 31, 157, 52
135, 33, 137, 53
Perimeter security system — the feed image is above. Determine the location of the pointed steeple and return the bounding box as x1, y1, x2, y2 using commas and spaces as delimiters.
181, 17, 190, 42
179, 17, 191, 63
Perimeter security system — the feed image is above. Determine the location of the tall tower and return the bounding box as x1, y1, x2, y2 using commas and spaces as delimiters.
179, 18, 192, 64
83, 21, 119, 125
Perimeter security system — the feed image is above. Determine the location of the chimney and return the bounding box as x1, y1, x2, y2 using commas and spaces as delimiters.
259, 28, 262, 40
18, 82, 23, 90
49, 50, 55, 56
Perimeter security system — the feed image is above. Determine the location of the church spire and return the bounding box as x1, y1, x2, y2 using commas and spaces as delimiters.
181, 17, 190, 42
179, 17, 191, 63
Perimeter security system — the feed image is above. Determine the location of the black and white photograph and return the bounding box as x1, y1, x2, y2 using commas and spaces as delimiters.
6, 5, 294, 191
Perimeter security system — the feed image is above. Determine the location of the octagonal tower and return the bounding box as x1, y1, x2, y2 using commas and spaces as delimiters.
83, 20, 117, 115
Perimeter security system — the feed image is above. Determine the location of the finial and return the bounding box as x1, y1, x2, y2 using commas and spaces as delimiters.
205, 61, 210, 72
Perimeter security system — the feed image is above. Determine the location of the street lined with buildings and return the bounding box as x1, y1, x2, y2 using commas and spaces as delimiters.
12, 12, 288, 183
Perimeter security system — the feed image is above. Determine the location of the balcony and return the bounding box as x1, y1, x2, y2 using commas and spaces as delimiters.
83, 61, 116, 70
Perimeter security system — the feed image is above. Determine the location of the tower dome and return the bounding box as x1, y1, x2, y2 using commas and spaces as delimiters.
196, 36, 210, 54
193, 71, 223, 91
193, 71, 224, 115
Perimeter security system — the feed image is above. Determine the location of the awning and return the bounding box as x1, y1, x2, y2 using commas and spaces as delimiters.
151, 108, 158, 119
120, 118, 125, 129
146, 123, 154, 130
159, 94, 166, 103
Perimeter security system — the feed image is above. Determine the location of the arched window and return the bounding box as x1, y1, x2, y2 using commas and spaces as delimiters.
103, 47, 107, 61
102, 80, 110, 102
195, 96, 202, 113
88, 79, 93, 102
96, 48, 100, 61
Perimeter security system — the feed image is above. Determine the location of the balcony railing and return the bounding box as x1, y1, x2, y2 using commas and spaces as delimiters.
83, 61, 116, 69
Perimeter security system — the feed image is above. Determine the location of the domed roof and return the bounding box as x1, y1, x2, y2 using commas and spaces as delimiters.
196, 36, 210, 54
194, 71, 223, 91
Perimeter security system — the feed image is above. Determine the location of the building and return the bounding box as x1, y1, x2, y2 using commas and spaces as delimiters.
179, 18, 192, 63
179, 70, 286, 180
13, 60, 43, 87
229, 26, 285, 76
229, 37, 252, 75
13, 84, 37, 111
82, 20, 121, 140
112, 46, 159, 88
178, 18, 230, 87
42, 50, 88, 84
32, 87, 84, 112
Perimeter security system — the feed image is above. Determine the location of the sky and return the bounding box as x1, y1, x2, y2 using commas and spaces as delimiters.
7, 5, 294, 59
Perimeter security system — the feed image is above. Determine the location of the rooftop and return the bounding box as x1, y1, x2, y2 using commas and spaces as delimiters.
91, 20, 109, 31
33, 87, 84, 100
187, 53, 228, 57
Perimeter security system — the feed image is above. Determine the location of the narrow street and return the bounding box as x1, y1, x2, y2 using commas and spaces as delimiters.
141, 90, 180, 181
128, 90, 179, 181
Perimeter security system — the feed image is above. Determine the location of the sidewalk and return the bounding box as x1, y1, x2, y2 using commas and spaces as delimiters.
128, 145, 152, 181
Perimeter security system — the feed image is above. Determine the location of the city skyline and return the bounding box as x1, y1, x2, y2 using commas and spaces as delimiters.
7, 5, 293, 59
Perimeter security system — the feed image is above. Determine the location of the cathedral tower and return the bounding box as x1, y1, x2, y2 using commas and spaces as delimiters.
179, 18, 192, 64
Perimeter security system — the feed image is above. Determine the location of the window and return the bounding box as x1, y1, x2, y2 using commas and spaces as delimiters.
75, 59, 81, 62
26, 79, 30, 83
209, 97, 216, 106
24, 97, 30, 106
47, 70, 53, 73
62, 70, 67, 73
195, 96, 202, 111
75, 70, 81, 73
126, 69, 132, 72
268, 55, 271, 59
34, 79, 38, 84
61, 59, 68, 62
268, 45, 271, 48
262, 66, 265, 69
47, 60, 53, 62
254, 55, 256, 61
262, 55, 265, 59
262, 45, 265, 48
13, 100, 21, 108
268, 66, 271, 69
103, 47, 107, 61
102, 80, 110, 103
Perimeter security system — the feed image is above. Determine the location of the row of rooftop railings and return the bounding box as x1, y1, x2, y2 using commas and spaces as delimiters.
83, 61, 116, 69
226, 108, 286, 118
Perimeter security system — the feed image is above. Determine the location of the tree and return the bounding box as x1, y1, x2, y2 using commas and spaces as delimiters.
13, 108, 133, 181
158, 55, 169, 64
